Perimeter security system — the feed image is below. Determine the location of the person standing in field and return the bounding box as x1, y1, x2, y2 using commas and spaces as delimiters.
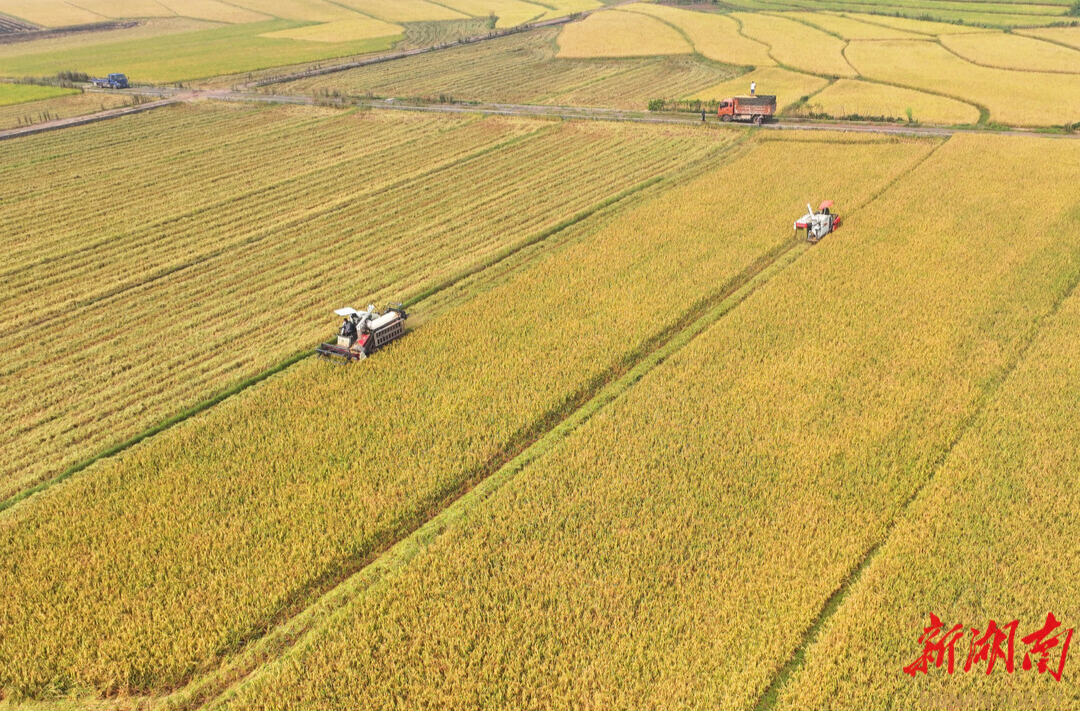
750, 81, 756, 96
701, 108, 706, 122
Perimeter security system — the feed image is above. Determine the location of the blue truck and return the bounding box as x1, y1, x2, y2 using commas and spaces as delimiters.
90, 73, 129, 89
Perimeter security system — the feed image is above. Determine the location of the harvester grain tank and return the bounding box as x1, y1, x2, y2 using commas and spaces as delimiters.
316, 304, 408, 364
794, 200, 841, 243
716, 95, 776, 125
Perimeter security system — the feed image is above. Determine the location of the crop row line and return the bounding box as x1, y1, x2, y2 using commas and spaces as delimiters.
170, 215, 806, 711
0, 153, 698, 515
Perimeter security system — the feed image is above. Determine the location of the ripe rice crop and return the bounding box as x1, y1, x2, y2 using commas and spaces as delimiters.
1017, 25, 1080, 51
224, 0, 359, 22
63, 0, 174, 18
835, 12, 1002, 35
556, 9, 692, 58
688, 66, 828, 111
534, 0, 602, 22
625, 4, 775, 66
260, 15, 402, 42
734, 12, 859, 77
795, 78, 981, 124
334, 0, 467, 23
778, 253, 1080, 710
218, 134, 1080, 711
846, 39, 1080, 125
0, 133, 935, 698
0, 104, 734, 504
941, 32, 1080, 73
433, 0, 546, 27
0, 0, 103, 26
277, 28, 731, 107
157, 0, 270, 23
784, 11, 929, 39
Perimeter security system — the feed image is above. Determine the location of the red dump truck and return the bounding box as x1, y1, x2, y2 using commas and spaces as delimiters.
716, 95, 776, 125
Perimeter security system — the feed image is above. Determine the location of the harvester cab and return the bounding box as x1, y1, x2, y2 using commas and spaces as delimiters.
316, 303, 408, 364
795, 200, 841, 243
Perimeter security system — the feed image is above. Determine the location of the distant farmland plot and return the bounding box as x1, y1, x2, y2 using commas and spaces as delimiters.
940, 32, 1080, 73
275, 28, 735, 108
846, 39, 1080, 125
734, 12, 858, 77
623, 3, 776, 66
0, 20, 402, 82
795, 78, 981, 123
555, 8, 691, 58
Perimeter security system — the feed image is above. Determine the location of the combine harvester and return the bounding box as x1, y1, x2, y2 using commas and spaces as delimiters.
316, 304, 408, 364
795, 200, 841, 243
716, 95, 776, 125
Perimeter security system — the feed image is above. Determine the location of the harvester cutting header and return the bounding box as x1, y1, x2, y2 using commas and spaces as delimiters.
316, 304, 408, 364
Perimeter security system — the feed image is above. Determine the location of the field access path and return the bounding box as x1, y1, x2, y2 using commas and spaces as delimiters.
11, 83, 1076, 143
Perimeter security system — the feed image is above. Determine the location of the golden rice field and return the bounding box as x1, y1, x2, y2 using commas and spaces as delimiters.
778, 237, 1080, 711
0, 129, 938, 699
434, 0, 547, 28
783, 11, 928, 40
215, 134, 1080, 711
1018, 25, 1080, 51
846, 39, 1080, 125
689, 66, 829, 111
941, 31, 1080, 73
556, 8, 691, 58
624, 3, 776, 66
334, 0, 467, 23
796, 78, 981, 123
734, 12, 859, 77
259, 15, 402, 42
0, 0, 103, 27
276, 28, 734, 108
836, 12, 1001, 35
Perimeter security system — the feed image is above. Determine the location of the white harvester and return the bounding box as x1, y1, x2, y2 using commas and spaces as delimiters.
315, 304, 408, 364
794, 200, 841, 243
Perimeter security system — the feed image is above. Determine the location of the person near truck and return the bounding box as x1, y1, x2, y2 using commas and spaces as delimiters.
750, 81, 756, 96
